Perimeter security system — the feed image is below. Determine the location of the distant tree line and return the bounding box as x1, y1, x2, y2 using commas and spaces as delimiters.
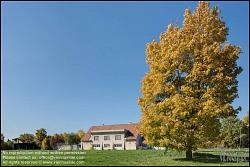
1, 112, 248, 150
1, 129, 85, 150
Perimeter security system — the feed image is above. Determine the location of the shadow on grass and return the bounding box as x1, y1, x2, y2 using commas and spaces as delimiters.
173, 152, 248, 164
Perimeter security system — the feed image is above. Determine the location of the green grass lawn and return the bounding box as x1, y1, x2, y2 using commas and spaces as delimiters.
1, 149, 249, 166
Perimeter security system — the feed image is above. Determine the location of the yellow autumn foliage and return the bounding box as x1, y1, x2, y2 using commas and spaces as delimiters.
138, 2, 242, 154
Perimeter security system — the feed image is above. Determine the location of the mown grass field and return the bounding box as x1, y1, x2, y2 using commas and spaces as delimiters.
1, 149, 249, 166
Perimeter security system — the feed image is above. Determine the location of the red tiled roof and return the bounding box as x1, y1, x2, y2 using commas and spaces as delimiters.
82, 123, 139, 142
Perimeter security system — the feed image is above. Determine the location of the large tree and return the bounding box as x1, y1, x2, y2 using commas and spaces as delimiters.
138, 2, 242, 159
34, 128, 47, 148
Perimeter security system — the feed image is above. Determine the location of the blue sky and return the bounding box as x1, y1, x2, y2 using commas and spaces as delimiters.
1, 1, 249, 140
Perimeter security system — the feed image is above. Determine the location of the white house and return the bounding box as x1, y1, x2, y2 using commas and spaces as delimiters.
81, 123, 143, 150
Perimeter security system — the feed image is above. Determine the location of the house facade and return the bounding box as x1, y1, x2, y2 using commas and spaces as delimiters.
81, 123, 143, 150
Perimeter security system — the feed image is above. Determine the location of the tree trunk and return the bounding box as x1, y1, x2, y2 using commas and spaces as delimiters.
186, 149, 192, 159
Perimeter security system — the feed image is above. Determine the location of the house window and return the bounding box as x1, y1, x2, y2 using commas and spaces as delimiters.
104, 144, 110, 148
114, 144, 122, 147
115, 135, 121, 140
104, 136, 110, 140
94, 136, 99, 141
93, 144, 100, 147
